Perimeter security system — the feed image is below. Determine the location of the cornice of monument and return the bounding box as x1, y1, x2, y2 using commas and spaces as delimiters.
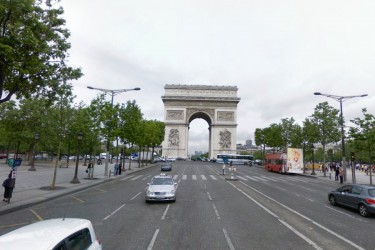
164, 84, 238, 91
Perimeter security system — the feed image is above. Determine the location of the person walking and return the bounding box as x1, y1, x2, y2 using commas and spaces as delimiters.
114, 161, 119, 176
86, 161, 94, 178
335, 165, 340, 181
339, 166, 345, 184
2, 171, 15, 203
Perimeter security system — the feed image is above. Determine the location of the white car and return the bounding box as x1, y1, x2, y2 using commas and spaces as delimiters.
0, 218, 102, 250
146, 174, 177, 202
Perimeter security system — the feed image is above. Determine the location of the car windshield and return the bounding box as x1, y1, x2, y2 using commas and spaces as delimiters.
152, 178, 173, 185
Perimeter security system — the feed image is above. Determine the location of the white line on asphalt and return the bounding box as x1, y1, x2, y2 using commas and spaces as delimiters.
121, 176, 133, 180
173, 175, 179, 180
325, 205, 367, 223
212, 204, 221, 219
236, 175, 247, 181
210, 175, 217, 180
131, 175, 143, 180
183, 175, 187, 180
147, 229, 160, 250
201, 175, 207, 180
252, 176, 268, 181
192, 175, 197, 180
103, 204, 126, 221
245, 175, 258, 181
222, 228, 235, 250
226, 181, 320, 250
130, 192, 142, 201
238, 181, 365, 250
161, 205, 170, 220
207, 192, 213, 201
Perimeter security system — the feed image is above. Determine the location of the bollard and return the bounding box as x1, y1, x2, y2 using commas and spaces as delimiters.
109, 170, 112, 178
329, 172, 331, 179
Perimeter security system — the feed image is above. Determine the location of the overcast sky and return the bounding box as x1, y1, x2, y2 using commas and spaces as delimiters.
60, 0, 375, 153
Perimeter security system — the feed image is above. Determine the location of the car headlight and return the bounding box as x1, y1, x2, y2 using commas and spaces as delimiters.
169, 189, 175, 195
147, 189, 154, 196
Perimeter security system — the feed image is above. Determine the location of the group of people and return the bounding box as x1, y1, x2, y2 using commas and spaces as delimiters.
334, 164, 345, 184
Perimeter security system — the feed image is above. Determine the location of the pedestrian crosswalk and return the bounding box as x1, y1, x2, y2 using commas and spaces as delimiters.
122, 173, 324, 184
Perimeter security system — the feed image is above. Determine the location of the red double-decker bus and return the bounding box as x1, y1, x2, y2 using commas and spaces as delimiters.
265, 148, 304, 174
265, 152, 287, 173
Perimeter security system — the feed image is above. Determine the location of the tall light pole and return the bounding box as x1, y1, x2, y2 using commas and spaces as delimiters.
71, 132, 83, 184
87, 86, 141, 176
314, 92, 368, 182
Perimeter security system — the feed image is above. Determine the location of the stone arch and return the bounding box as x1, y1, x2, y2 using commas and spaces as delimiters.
161, 84, 240, 159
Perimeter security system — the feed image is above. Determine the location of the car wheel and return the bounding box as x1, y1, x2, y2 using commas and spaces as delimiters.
329, 195, 336, 206
359, 204, 369, 217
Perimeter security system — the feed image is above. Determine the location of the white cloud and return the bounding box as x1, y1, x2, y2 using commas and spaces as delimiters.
62, 0, 375, 152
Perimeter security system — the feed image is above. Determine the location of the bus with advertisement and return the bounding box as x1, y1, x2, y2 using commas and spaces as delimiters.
265, 148, 303, 174
216, 154, 253, 165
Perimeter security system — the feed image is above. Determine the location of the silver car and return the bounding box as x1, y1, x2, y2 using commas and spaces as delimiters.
328, 184, 375, 217
146, 174, 177, 202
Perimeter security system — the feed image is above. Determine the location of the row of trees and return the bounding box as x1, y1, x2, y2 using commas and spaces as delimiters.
254, 102, 375, 166
0, 94, 165, 165
0, 1, 165, 167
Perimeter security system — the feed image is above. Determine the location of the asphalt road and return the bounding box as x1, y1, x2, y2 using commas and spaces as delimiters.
0, 161, 374, 250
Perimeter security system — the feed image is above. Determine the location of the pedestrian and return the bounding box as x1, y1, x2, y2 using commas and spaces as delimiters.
97, 158, 102, 165
335, 165, 339, 181
114, 161, 119, 176
2, 171, 15, 203
118, 162, 122, 175
86, 161, 93, 178
339, 166, 344, 184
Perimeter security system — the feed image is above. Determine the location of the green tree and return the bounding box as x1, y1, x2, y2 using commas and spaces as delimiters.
0, 0, 82, 104
311, 102, 340, 174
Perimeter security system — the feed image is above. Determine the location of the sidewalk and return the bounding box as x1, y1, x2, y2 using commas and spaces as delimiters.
303, 167, 374, 185
0, 160, 154, 216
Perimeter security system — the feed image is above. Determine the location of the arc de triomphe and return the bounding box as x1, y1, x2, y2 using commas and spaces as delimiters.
161, 84, 240, 159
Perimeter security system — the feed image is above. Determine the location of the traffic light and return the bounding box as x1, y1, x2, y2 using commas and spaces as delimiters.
350, 152, 355, 162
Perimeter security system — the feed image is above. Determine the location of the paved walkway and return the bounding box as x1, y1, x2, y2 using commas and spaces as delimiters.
0, 159, 153, 215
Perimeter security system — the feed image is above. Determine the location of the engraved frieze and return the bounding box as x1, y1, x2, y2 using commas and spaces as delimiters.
167, 110, 184, 120
217, 111, 234, 121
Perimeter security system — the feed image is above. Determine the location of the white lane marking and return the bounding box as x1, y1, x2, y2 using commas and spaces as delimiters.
212, 204, 221, 219
325, 206, 367, 223
210, 175, 217, 180
236, 175, 247, 181
142, 175, 152, 180
260, 176, 279, 181
201, 175, 207, 180
245, 175, 258, 181
182, 175, 187, 180
121, 176, 133, 180
173, 175, 179, 180
130, 192, 142, 201
192, 175, 197, 180
227, 182, 321, 250
147, 229, 160, 250
238, 181, 365, 250
161, 205, 170, 220
131, 175, 143, 180
252, 176, 268, 181
103, 204, 126, 220
223, 228, 236, 250
207, 192, 213, 201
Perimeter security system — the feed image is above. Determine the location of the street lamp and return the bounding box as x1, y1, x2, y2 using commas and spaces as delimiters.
314, 92, 368, 182
29, 133, 40, 171
87, 86, 141, 176
71, 132, 83, 184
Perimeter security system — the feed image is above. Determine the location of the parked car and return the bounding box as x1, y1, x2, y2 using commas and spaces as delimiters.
0, 218, 102, 250
146, 173, 177, 202
328, 184, 375, 217
161, 162, 172, 171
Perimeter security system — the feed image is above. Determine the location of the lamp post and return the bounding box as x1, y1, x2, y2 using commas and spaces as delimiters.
314, 92, 368, 182
29, 133, 40, 171
87, 86, 141, 176
71, 132, 83, 184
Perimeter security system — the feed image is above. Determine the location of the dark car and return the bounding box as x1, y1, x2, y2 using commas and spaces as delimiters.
160, 163, 172, 171
328, 184, 375, 217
